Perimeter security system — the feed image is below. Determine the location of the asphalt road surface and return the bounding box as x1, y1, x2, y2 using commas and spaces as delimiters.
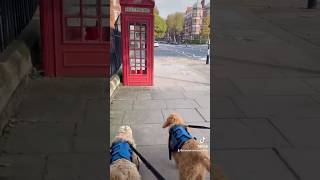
154, 43, 209, 61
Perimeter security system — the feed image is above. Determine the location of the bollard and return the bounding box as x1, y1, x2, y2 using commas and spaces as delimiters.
307, 0, 317, 9
206, 42, 210, 64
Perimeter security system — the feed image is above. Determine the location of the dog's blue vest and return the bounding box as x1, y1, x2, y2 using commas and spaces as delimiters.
168, 125, 193, 160
110, 140, 133, 164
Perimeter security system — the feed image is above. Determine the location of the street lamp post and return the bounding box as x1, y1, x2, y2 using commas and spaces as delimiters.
206, 38, 210, 64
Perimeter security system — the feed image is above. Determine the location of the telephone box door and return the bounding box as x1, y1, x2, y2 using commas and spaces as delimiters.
120, 0, 154, 86
124, 19, 153, 86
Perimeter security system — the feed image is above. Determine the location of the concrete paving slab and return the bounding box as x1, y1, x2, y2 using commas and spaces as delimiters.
304, 78, 320, 92
214, 149, 297, 180
137, 145, 210, 180
110, 110, 124, 125
110, 100, 133, 110
133, 100, 166, 110
45, 153, 106, 180
165, 99, 199, 109
197, 108, 210, 122
17, 96, 86, 123
232, 78, 316, 95
270, 117, 320, 148
213, 78, 242, 96
233, 95, 320, 117
162, 108, 206, 123
124, 109, 163, 125
83, 98, 107, 124
0, 154, 45, 180
182, 85, 210, 92
213, 97, 245, 118
193, 95, 210, 108
183, 91, 209, 99
24, 78, 106, 99
4, 123, 73, 153
113, 89, 138, 100
151, 91, 186, 100
214, 118, 290, 149
131, 124, 168, 146
75, 120, 108, 153
278, 148, 320, 180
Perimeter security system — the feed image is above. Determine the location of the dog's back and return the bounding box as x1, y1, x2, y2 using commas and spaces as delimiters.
110, 159, 141, 180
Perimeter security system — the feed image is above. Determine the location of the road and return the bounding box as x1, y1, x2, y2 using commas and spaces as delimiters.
154, 43, 209, 61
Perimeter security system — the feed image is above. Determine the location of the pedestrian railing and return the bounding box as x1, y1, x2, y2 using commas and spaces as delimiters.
110, 16, 122, 76
0, 0, 38, 53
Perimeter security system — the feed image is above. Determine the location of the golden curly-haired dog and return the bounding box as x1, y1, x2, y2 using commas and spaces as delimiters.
163, 113, 228, 180
110, 126, 141, 180
162, 113, 210, 180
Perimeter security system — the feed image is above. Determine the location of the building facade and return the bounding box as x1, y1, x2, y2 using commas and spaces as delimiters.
184, 0, 210, 40
184, 0, 203, 40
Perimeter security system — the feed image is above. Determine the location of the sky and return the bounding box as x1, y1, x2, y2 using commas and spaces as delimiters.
155, 0, 200, 19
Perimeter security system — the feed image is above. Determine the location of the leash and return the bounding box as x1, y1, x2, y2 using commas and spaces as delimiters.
129, 144, 166, 180
186, 125, 210, 129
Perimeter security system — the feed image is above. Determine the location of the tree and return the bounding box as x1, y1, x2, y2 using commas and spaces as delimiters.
154, 14, 167, 39
166, 12, 184, 42
200, 16, 210, 39
153, 6, 166, 39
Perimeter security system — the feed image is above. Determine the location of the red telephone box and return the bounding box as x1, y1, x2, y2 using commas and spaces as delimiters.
40, 0, 109, 77
120, 0, 154, 86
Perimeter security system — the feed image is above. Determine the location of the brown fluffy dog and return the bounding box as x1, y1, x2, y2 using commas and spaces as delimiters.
110, 126, 141, 180
162, 113, 210, 180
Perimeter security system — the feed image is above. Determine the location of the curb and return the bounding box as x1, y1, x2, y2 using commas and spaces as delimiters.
0, 40, 32, 133
110, 74, 121, 99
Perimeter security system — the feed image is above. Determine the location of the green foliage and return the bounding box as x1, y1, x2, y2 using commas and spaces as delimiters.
154, 14, 167, 39
200, 16, 210, 38
166, 12, 185, 40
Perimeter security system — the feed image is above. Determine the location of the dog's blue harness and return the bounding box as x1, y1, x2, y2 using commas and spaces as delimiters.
110, 140, 133, 164
168, 125, 193, 160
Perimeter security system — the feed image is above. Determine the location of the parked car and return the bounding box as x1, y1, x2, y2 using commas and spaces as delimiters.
154, 41, 159, 47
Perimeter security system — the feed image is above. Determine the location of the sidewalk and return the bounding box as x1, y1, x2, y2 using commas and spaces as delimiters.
214, 2, 320, 179
0, 78, 107, 179
110, 58, 210, 179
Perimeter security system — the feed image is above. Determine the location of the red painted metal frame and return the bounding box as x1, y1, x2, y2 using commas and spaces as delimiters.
120, 0, 154, 86
40, 0, 109, 77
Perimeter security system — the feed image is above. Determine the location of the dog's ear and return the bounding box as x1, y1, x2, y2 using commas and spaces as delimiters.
162, 113, 180, 128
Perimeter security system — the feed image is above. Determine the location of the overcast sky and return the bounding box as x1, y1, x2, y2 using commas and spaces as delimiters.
155, 0, 199, 19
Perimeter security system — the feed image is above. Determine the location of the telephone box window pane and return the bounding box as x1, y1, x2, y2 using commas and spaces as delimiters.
130, 50, 134, 58
65, 18, 81, 41
102, 18, 110, 41
141, 33, 145, 40
141, 41, 145, 49
130, 25, 134, 30
135, 32, 140, 39
64, 0, 80, 16
102, 0, 109, 17
84, 18, 99, 40
130, 32, 134, 40
141, 26, 145, 31
130, 41, 135, 48
135, 41, 140, 48
83, 0, 98, 16
141, 51, 145, 58
136, 51, 140, 58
